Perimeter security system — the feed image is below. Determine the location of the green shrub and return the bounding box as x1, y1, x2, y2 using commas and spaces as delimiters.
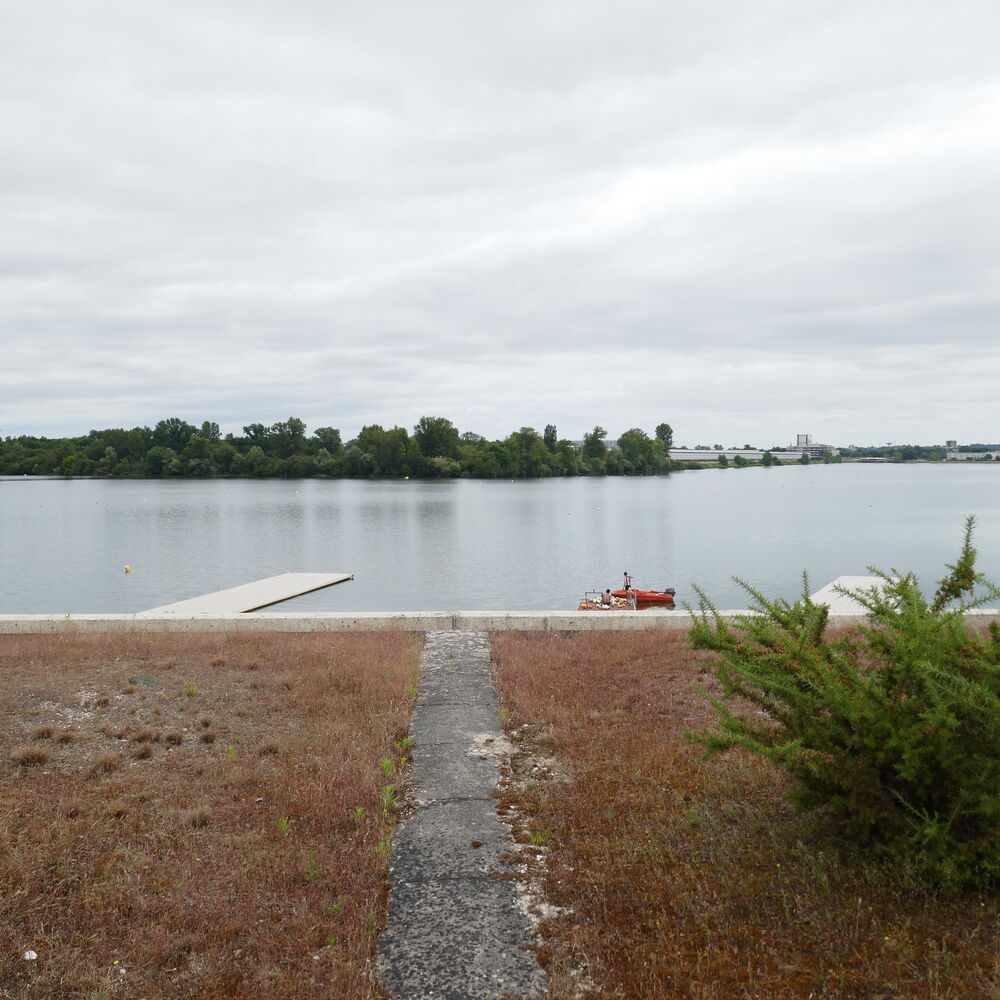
688, 517, 1000, 888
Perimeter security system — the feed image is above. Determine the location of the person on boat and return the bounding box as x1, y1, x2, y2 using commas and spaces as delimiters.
623, 571, 632, 593
602, 589, 612, 607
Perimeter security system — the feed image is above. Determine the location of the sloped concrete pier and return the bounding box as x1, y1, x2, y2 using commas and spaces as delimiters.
377, 630, 546, 1000
137, 572, 353, 615
809, 575, 886, 614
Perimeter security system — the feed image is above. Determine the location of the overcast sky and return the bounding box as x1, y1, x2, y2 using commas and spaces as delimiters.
2, 0, 998, 449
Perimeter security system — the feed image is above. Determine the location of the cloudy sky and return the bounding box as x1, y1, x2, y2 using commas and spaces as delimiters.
3, 0, 998, 449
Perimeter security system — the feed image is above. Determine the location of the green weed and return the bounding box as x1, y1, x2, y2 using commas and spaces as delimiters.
304, 852, 322, 882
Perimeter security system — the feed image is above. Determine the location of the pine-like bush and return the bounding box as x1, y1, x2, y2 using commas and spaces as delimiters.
688, 517, 1000, 887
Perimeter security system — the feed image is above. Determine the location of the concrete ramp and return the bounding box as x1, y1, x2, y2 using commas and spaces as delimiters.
809, 575, 887, 615
138, 572, 353, 615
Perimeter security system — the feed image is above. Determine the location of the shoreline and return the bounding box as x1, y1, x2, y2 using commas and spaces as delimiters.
2, 608, 998, 633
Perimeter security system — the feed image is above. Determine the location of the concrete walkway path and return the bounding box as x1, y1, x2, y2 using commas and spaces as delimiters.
377, 630, 547, 1000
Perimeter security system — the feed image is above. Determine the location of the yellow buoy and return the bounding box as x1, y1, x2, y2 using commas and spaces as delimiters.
124, 565, 132, 575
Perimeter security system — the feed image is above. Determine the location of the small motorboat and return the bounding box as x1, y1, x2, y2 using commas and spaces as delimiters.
578, 571, 677, 610
611, 587, 676, 608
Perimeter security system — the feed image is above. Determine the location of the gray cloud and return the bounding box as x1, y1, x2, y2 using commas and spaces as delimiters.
2, 0, 999, 447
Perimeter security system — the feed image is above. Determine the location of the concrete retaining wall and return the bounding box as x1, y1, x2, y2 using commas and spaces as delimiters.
1, 609, 997, 633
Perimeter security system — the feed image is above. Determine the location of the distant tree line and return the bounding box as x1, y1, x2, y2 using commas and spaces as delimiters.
0, 417, 686, 480
839, 445, 947, 462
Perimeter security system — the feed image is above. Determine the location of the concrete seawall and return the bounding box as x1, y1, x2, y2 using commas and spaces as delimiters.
2, 609, 997, 633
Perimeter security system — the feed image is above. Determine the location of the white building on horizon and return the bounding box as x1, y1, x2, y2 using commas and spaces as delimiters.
790, 434, 837, 458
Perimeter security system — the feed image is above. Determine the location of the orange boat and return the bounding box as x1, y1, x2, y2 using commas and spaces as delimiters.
611, 587, 676, 608
578, 571, 677, 610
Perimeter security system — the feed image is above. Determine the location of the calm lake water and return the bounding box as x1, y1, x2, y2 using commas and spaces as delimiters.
2, 465, 999, 614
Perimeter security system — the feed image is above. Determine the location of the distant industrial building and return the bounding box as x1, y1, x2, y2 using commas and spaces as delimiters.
790, 434, 837, 459
569, 439, 618, 450
570, 432, 838, 463
667, 447, 764, 462
945, 442, 1000, 461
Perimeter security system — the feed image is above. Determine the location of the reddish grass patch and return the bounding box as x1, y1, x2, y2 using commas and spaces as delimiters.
492, 630, 999, 1000
0, 629, 420, 999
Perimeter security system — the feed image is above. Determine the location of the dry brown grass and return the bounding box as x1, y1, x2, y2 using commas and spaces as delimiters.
0, 629, 421, 1000
10, 746, 49, 767
492, 630, 1000, 1000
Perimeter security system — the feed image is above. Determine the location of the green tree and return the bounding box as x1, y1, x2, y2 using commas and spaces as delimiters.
355, 425, 412, 477
242, 423, 271, 448
526, 436, 554, 477
341, 445, 374, 477
211, 441, 239, 475
427, 455, 461, 477
270, 417, 307, 458
95, 447, 118, 476
650, 438, 669, 473
507, 427, 552, 478
489, 440, 518, 477
280, 454, 314, 478
543, 424, 558, 451
655, 423, 673, 450
355, 424, 387, 474
121, 428, 152, 472
618, 428, 655, 473
582, 426, 608, 461
144, 446, 178, 477
464, 442, 505, 478
244, 445, 276, 477
182, 435, 216, 476
314, 448, 339, 476
762, 451, 777, 467
153, 417, 197, 452
355, 424, 410, 477
605, 449, 627, 475
457, 432, 485, 473
414, 416, 459, 459
556, 439, 583, 476
312, 427, 343, 455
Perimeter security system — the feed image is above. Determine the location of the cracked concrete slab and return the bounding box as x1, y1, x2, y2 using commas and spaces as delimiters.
377, 630, 546, 1000
408, 745, 499, 802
